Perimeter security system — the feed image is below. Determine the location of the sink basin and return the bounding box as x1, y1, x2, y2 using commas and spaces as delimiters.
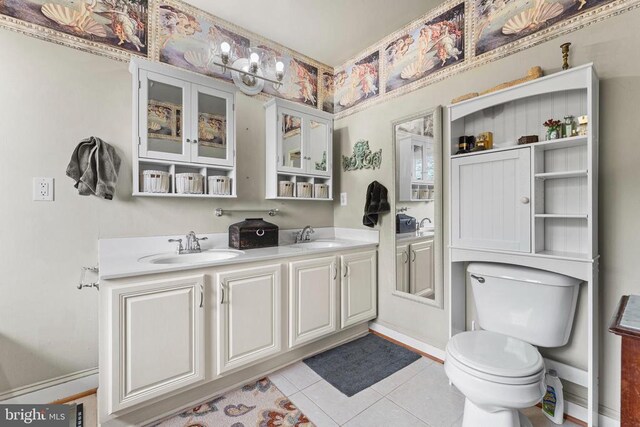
287, 240, 349, 249
139, 249, 243, 265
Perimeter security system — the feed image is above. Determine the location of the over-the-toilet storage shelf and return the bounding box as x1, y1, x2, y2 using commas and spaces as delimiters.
447, 64, 600, 425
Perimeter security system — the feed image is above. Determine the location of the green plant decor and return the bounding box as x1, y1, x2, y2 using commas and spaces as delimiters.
342, 140, 382, 171
315, 152, 327, 171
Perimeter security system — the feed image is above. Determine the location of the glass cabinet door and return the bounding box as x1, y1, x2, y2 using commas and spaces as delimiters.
307, 119, 330, 176
191, 84, 234, 167
139, 71, 190, 162
413, 143, 424, 182
278, 110, 305, 173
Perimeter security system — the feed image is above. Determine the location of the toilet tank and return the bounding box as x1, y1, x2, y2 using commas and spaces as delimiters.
467, 263, 581, 347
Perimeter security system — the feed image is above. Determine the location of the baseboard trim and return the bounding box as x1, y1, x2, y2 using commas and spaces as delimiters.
368, 322, 620, 427
0, 368, 98, 404
369, 322, 446, 362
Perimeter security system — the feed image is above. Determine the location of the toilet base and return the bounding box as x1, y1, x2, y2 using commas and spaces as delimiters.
462, 398, 533, 427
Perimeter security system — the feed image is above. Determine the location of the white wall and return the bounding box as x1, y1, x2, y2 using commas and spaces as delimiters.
333, 8, 640, 418
0, 29, 334, 395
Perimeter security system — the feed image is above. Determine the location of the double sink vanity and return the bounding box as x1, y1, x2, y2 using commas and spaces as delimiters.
97, 227, 378, 425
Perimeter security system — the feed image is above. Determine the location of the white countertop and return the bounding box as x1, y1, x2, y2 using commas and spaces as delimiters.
396, 230, 435, 244
99, 227, 378, 280
620, 295, 640, 332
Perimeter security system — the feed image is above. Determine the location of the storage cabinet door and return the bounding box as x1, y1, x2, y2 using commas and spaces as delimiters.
409, 240, 434, 298
277, 108, 306, 174
289, 256, 338, 348
109, 275, 205, 413
306, 116, 332, 176
452, 148, 531, 252
340, 250, 377, 328
139, 70, 191, 162
190, 84, 235, 167
217, 265, 282, 374
396, 244, 410, 293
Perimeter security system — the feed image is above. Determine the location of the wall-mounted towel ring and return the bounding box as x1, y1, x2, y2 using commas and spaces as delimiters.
77, 266, 99, 291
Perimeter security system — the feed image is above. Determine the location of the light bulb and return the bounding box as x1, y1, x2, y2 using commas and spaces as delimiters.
220, 42, 231, 54
275, 61, 284, 72
250, 52, 260, 65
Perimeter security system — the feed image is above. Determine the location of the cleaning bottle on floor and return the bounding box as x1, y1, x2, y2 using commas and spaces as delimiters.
542, 369, 564, 424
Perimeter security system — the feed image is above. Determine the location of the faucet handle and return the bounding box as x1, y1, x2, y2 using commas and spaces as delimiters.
168, 238, 183, 254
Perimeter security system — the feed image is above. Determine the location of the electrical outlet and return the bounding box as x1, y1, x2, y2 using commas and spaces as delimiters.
33, 177, 54, 201
340, 192, 347, 206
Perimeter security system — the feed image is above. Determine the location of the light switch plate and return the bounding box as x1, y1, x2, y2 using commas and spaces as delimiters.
33, 177, 54, 201
340, 192, 347, 206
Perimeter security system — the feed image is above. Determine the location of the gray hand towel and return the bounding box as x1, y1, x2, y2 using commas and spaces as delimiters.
66, 136, 121, 200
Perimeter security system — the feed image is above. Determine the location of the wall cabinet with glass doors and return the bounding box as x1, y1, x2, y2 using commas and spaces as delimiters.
265, 98, 333, 200
130, 58, 237, 198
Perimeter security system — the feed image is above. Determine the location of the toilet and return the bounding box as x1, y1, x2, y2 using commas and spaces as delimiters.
444, 263, 581, 427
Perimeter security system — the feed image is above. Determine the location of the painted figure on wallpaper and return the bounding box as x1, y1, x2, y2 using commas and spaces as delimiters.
474, 0, 615, 55
333, 51, 379, 114
257, 44, 319, 107
158, 4, 249, 82
158, 4, 319, 107
0, 0, 147, 54
385, 3, 464, 93
322, 72, 335, 113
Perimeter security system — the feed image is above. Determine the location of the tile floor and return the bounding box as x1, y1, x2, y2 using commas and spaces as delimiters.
270, 357, 581, 427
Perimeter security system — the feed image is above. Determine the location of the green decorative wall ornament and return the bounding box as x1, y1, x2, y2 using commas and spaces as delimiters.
342, 140, 382, 171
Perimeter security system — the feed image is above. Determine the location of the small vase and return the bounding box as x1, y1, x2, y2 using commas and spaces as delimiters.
547, 128, 559, 140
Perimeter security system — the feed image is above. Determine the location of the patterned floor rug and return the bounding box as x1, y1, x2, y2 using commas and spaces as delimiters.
151, 377, 314, 427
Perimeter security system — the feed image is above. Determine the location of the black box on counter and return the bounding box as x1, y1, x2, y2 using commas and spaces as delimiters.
229, 218, 279, 250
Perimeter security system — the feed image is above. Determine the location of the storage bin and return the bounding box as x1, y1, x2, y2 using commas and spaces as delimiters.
208, 176, 231, 195
314, 183, 329, 199
141, 170, 170, 193
176, 173, 204, 194
297, 182, 313, 198
279, 181, 294, 197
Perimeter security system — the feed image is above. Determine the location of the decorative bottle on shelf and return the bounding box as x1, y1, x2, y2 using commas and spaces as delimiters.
563, 116, 575, 138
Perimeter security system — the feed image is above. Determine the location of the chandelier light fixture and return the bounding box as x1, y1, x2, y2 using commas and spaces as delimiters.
212, 42, 285, 95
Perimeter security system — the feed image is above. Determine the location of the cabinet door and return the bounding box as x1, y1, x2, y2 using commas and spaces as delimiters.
289, 256, 338, 348
340, 250, 377, 328
306, 117, 331, 176
409, 240, 434, 298
278, 108, 306, 173
139, 70, 191, 162
190, 84, 235, 167
217, 265, 282, 374
452, 148, 531, 252
108, 275, 205, 413
396, 244, 410, 293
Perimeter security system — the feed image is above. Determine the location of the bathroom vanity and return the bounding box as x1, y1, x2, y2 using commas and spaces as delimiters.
97, 228, 378, 426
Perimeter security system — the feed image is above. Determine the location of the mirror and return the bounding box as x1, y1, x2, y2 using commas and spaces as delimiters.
196, 90, 228, 160
308, 120, 328, 173
281, 113, 303, 169
147, 78, 184, 155
393, 107, 443, 307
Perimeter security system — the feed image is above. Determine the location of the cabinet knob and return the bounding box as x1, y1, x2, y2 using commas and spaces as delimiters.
520, 197, 530, 204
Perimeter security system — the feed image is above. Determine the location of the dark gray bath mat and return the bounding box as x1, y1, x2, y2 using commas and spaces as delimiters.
303, 333, 421, 396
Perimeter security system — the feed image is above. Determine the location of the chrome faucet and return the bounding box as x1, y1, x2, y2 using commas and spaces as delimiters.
418, 217, 432, 230
168, 231, 208, 254
294, 225, 315, 243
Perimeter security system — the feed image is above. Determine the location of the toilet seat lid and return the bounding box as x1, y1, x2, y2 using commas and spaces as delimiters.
447, 331, 544, 378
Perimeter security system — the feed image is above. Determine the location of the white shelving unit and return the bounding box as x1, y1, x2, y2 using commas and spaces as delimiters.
447, 64, 600, 425
397, 132, 436, 202
130, 58, 237, 198
265, 98, 333, 201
